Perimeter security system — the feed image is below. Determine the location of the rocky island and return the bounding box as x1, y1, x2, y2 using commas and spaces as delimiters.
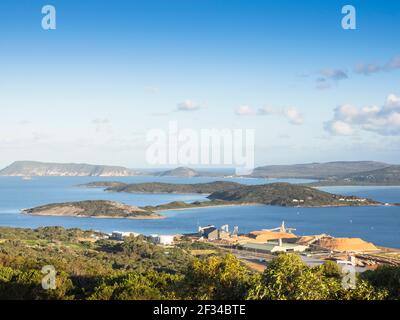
22, 200, 162, 219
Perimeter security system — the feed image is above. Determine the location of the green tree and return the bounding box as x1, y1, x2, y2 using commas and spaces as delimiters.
180, 254, 254, 300
361, 265, 400, 299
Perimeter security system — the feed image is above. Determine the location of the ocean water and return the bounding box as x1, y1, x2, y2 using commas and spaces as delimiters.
0, 177, 399, 248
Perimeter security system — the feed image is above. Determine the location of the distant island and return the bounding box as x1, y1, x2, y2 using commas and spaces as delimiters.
22, 200, 162, 219
249, 161, 400, 186
250, 161, 390, 179
81, 180, 241, 194
0, 161, 140, 177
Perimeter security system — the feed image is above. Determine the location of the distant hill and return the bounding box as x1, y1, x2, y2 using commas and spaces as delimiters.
251, 161, 390, 179
154, 166, 231, 177
156, 167, 200, 177
0, 161, 139, 177
313, 165, 400, 186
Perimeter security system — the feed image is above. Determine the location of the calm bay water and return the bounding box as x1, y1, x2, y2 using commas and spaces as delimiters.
0, 176, 399, 248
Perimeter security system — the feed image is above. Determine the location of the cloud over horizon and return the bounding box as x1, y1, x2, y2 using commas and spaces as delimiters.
324, 94, 400, 136
257, 106, 304, 125
235, 105, 254, 115
177, 100, 202, 111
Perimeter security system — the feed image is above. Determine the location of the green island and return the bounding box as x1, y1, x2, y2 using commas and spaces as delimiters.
0, 226, 399, 300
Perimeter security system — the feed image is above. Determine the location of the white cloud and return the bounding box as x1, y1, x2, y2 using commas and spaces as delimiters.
177, 100, 201, 111
235, 105, 254, 116
284, 108, 304, 125
324, 120, 354, 136
325, 94, 400, 136
258, 106, 303, 125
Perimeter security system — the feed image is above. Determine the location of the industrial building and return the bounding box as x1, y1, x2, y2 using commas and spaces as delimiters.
150, 234, 175, 245
198, 224, 237, 241
110, 231, 139, 240
240, 240, 308, 254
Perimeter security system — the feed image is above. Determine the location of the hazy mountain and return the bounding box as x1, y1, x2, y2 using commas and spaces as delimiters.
313, 165, 400, 186
251, 161, 390, 179
156, 167, 200, 177
154, 166, 232, 177
0, 161, 140, 177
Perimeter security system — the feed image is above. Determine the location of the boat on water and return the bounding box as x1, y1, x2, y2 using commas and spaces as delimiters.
22, 176, 33, 181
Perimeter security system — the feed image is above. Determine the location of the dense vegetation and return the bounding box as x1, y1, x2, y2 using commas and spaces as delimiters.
141, 199, 234, 212
0, 227, 398, 300
207, 183, 381, 207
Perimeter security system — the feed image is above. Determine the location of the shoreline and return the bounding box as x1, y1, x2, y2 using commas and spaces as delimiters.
21, 210, 164, 220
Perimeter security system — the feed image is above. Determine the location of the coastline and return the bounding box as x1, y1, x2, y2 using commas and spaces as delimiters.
21, 210, 164, 220
20, 201, 392, 220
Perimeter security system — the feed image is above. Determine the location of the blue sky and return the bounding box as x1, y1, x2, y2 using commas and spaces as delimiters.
0, 0, 399, 168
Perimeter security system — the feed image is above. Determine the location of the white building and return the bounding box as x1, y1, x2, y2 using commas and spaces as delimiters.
111, 231, 139, 240
151, 235, 175, 245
